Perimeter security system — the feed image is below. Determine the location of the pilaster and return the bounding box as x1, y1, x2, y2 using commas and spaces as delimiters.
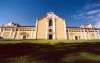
83, 29, 87, 39
13, 28, 16, 39
64, 21, 67, 39
68, 29, 70, 40
1, 28, 5, 37
33, 29, 35, 39
94, 29, 97, 39
35, 19, 38, 39
17, 28, 20, 39
46, 21, 48, 39
53, 18, 55, 39
31, 28, 33, 39
54, 20, 56, 39
87, 29, 90, 39
9, 28, 12, 39
80, 29, 83, 39
97, 30, 100, 39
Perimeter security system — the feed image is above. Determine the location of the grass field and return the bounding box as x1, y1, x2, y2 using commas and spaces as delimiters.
0, 39, 100, 63
0, 39, 100, 44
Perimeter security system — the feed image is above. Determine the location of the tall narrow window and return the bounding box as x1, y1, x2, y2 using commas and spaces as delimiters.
49, 20, 53, 26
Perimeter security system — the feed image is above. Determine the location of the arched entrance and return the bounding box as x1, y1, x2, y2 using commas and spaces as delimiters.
49, 34, 52, 39
23, 35, 26, 39
75, 36, 78, 40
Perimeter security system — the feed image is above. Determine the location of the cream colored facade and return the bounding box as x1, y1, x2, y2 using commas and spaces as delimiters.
0, 12, 100, 40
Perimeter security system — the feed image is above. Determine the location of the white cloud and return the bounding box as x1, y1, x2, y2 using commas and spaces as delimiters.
71, 1, 100, 28
84, 2, 100, 10
86, 9, 100, 15
96, 13, 100, 17
86, 16, 94, 19
94, 21, 100, 28
72, 15, 77, 19
72, 12, 86, 19
77, 13, 84, 16
92, 3, 100, 8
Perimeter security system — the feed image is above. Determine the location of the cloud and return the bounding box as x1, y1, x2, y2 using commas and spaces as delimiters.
77, 12, 85, 16
71, 1, 100, 28
87, 16, 94, 19
94, 21, 100, 28
72, 15, 77, 19
95, 13, 100, 21
72, 12, 85, 19
86, 9, 100, 15
84, 2, 100, 10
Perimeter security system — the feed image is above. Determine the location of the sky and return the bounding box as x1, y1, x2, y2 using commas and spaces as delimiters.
0, 0, 100, 27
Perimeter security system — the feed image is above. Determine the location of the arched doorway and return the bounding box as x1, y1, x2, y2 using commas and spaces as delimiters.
49, 34, 52, 39
75, 36, 78, 40
23, 35, 26, 39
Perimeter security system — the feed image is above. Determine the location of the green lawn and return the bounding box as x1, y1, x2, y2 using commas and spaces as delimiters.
0, 39, 100, 44
0, 39, 100, 63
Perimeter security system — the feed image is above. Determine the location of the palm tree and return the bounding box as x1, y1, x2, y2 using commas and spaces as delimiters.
20, 32, 29, 39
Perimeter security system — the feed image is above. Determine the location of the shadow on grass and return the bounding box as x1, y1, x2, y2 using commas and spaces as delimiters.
0, 42, 100, 63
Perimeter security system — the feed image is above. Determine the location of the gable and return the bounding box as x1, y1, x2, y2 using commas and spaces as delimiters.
37, 12, 65, 22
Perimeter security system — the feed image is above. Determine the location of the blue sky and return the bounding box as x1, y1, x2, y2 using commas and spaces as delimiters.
0, 0, 100, 27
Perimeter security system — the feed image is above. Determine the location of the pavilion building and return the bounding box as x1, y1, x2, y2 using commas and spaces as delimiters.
0, 12, 100, 40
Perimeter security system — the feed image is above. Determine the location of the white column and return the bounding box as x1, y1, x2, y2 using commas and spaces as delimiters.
64, 21, 67, 39
46, 21, 48, 39
17, 28, 20, 39
22, 35, 23, 39
55, 20, 56, 39
13, 28, 16, 39
73, 35, 75, 40
53, 18, 55, 39
1, 28, 5, 37
94, 29, 97, 39
26, 35, 28, 39
68, 29, 70, 40
80, 29, 83, 39
0, 27, 1, 33
87, 29, 90, 39
9, 28, 12, 39
88, 29, 90, 39
31, 28, 33, 39
35, 19, 38, 39
83, 29, 87, 39
97, 30, 100, 39
33, 30, 35, 39
34, 28, 36, 39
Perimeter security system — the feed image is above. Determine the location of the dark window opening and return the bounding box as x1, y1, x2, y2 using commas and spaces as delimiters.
49, 29, 53, 32
23, 35, 26, 39
49, 35, 52, 39
75, 36, 78, 40
16, 29, 18, 31
66, 30, 68, 32
49, 20, 53, 26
